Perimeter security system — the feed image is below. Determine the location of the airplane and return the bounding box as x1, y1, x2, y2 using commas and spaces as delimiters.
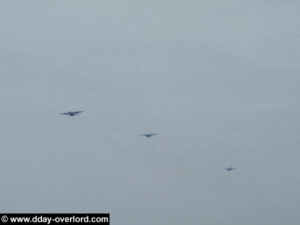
59, 111, 84, 117
140, 133, 158, 138
223, 167, 236, 171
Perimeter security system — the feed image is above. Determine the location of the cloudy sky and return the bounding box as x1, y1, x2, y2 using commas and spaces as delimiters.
0, 1, 300, 224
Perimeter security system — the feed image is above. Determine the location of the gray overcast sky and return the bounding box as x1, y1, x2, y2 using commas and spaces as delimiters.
0, 1, 300, 224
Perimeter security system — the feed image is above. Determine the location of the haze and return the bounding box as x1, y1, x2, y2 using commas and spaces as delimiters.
0, 1, 300, 224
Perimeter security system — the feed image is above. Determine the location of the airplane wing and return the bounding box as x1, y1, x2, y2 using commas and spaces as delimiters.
74, 111, 84, 114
